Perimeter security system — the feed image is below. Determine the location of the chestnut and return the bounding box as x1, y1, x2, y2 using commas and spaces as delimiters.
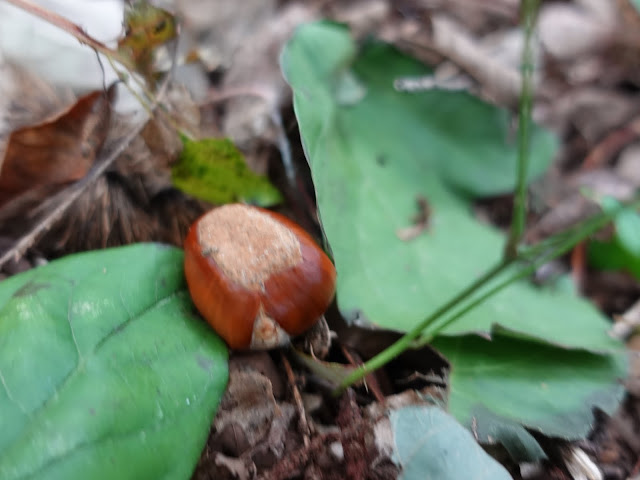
183, 204, 336, 350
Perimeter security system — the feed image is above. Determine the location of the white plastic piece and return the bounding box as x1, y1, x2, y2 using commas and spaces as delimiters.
0, 0, 124, 91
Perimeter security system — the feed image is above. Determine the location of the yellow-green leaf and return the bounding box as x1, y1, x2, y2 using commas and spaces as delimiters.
172, 137, 282, 207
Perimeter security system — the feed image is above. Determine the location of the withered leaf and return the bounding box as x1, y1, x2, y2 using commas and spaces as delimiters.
117, 1, 177, 82
0, 88, 113, 209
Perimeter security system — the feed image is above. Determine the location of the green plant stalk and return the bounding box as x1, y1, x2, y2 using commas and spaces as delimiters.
505, 0, 540, 259
336, 194, 640, 393
334, 0, 636, 394
421, 270, 537, 347
521, 196, 640, 264
424, 200, 639, 342
335, 258, 513, 392
336, 0, 542, 395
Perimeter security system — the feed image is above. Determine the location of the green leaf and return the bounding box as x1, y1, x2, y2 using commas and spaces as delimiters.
282, 23, 555, 198
632, 0, 640, 14
614, 209, 640, 256
172, 137, 282, 207
390, 406, 512, 480
0, 244, 228, 480
588, 198, 640, 280
589, 239, 640, 280
434, 335, 626, 460
281, 21, 621, 353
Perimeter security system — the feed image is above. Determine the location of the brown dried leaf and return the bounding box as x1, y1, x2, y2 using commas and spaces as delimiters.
0, 88, 112, 208
116, 1, 178, 84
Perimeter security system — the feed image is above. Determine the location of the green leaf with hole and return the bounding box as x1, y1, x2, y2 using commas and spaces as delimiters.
0, 244, 228, 480
281, 21, 622, 353
172, 137, 282, 207
390, 406, 512, 480
434, 334, 626, 461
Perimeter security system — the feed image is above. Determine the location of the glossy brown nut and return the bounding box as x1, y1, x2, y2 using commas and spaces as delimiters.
184, 204, 336, 350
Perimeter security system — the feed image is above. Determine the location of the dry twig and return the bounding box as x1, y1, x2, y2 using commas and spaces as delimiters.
281, 352, 311, 448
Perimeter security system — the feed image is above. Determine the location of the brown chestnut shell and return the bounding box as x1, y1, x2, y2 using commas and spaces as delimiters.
183, 205, 336, 350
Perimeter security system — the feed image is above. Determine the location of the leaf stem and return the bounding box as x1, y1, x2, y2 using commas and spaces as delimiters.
335, 195, 640, 395
334, 258, 512, 393
522, 198, 639, 264
505, 0, 540, 259
335, 0, 544, 395
429, 197, 640, 340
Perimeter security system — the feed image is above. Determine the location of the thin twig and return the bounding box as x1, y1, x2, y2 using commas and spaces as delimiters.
281, 352, 311, 448
339, 345, 385, 403
0, 122, 145, 268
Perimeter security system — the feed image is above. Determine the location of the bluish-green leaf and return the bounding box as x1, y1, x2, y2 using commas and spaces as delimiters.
390, 406, 512, 480
434, 335, 626, 460
281, 21, 621, 353
0, 244, 228, 480
282, 21, 627, 455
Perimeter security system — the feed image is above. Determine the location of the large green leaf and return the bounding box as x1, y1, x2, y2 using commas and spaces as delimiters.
390, 406, 512, 480
434, 334, 626, 460
0, 244, 228, 480
281, 21, 621, 353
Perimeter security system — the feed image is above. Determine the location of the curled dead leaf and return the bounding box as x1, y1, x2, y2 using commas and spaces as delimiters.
0, 87, 113, 209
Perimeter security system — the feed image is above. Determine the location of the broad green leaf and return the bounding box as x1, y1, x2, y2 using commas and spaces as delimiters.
281, 21, 621, 352
0, 244, 228, 480
434, 335, 626, 459
172, 137, 282, 207
632, 0, 640, 14
390, 406, 512, 480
